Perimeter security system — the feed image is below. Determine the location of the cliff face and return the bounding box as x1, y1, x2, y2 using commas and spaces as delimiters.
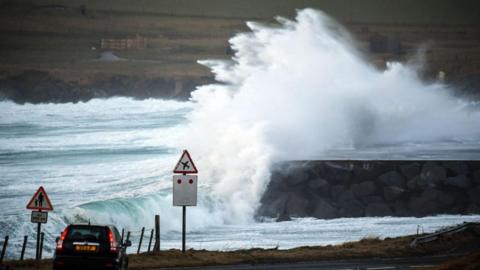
257, 161, 480, 221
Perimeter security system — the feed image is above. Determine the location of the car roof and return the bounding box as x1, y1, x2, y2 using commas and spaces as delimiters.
68, 224, 117, 229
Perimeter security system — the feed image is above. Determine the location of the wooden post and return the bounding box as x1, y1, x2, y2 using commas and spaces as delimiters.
137, 227, 145, 254
147, 229, 154, 252
121, 228, 125, 243
154, 215, 160, 252
39, 232, 44, 260
20, 235, 28, 261
0, 235, 8, 263
126, 231, 131, 248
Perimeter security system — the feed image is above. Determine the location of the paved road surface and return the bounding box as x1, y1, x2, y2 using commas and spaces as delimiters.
150, 255, 457, 270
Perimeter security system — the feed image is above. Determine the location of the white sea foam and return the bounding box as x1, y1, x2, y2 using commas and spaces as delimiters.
181, 8, 480, 226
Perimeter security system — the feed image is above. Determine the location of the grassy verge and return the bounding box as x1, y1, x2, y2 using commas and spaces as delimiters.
3, 225, 479, 270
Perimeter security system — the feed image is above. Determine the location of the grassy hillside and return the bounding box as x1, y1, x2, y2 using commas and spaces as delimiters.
0, 0, 479, 102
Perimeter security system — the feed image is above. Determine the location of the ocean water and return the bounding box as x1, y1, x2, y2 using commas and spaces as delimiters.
2, 9, 480, 259
1, 98, 479, 260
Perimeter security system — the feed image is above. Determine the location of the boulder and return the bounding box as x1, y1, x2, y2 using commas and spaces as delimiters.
308, 178, 330, 197
384, 186, 406, 201
399, 163, 421, 179
338, 190, 355, 202
406, 176, 418, 190
416, 175, 434, 189
361, 195, 384, 205
421, 188, 455, 207
331, 185, 347, 200
324, 162, 353, 185
256, 192, 289, 217
285, 169, 310, 186
444, 175, 471, 189
442, 161, 469, 176
420, 162, 446, 186
392, 201, 410, 216
378, 171, 405, 188
277, 211, 291, 222
407, 188, 455, 216
468, 186, 480, 204
351, 181, 376, 197
365, 203, 392, 217
311, 199, 338, 219
331, 171, 352, 185
465, 204, 480, 214
408, 195, 439, 216
474, 170, 480, 185
353, 162, 378, 183
285, 194, 309, 217
339, 199, 364, 217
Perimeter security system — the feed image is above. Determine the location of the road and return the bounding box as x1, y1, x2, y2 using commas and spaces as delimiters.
149, 255, 457, 270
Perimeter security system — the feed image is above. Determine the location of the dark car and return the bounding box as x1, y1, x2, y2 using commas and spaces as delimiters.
53, 224, 131, 270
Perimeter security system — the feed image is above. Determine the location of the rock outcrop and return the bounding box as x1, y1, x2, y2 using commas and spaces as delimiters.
256, 161, 480, 221
0, 70, 214, 104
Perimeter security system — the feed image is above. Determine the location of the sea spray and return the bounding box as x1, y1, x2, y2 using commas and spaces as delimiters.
181, 9, 480, 223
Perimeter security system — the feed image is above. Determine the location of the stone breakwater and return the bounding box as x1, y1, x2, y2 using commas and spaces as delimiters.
257, 161, 480, 221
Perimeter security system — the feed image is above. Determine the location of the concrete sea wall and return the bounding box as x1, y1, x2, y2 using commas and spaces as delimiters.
257, 161, 480, 220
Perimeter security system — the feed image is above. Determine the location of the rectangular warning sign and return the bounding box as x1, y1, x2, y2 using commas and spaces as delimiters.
173, 175, 197, 206
31, 211, 48, 223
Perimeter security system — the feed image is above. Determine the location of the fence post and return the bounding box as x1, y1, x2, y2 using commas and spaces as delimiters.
126, 231, 131, 250
20, 236, 28, 261
39, 232, 44, 260
154, 215, 160, 252
0, 235, 8, 263
147, 229, 154, 252
121, 228, 124, 243
137, 227, 145, 254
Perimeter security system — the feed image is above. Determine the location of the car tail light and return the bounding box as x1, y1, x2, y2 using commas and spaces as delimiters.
108, 229, 119, 253
56, 227, 69, 252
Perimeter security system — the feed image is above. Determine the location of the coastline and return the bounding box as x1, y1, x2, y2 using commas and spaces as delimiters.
2, 222, 479, 270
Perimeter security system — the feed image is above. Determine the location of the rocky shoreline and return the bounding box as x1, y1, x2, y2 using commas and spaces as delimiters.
0, 70, 214, 104
257, 160, 480, 221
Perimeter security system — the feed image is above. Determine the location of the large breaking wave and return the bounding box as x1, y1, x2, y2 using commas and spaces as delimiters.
181, 8, 480, 226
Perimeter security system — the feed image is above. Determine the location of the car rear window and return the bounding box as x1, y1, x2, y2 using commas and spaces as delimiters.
66, 226, 107, 242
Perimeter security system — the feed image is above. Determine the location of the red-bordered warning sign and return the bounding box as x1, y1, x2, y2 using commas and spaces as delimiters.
26, 186, 53, 211
173, 150, 198, 174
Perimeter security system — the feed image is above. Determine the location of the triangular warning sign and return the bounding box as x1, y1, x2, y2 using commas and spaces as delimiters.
26, 186, 53, 211
173, 150, 198, 174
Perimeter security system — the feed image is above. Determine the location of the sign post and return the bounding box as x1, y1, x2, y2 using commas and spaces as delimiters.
26, 186, 53, 261
172, 150, 198, 253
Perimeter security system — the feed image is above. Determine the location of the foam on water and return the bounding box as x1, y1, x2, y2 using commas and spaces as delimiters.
1, 9, 480, 259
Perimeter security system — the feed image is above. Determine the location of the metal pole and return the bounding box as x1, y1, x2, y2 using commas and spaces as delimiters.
126, 231, 130, 246
39, 232, 44, 260
154, 215, 160, 252
137, 227, 145, 254
121, 228, 124, 243
36, 221, 41, 260
182, 206, 186, 253
20, 235, 28, 261
147, 229, 154, 252
0, 235, 8, 263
